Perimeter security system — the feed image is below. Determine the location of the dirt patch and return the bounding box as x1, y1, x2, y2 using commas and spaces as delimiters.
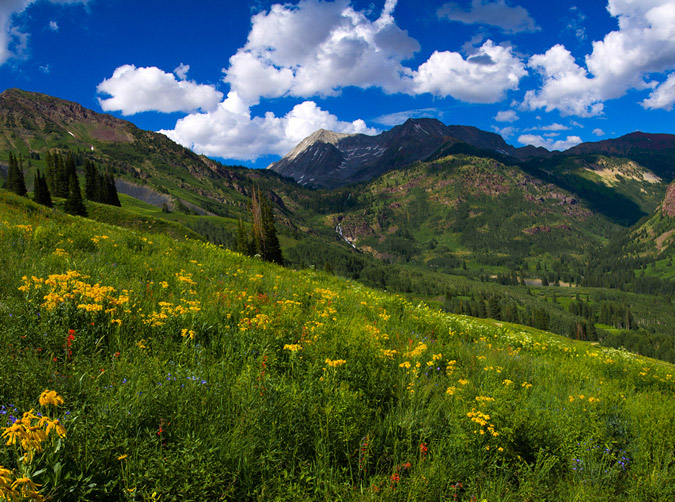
655, 229, 675, 252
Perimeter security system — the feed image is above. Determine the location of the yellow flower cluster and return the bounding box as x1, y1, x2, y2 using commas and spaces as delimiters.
175, 271, 196, 286
325, 358, 346, 367
39, 390, 64, 407
405, 342, 428, 359
2, 410, 66, 463
283, 344, 303, 352
467, 409, 499, 438
142, 299, 200, 327
0, 469, 43, 502
18, 271, 128, 315
180, 329, 196, 339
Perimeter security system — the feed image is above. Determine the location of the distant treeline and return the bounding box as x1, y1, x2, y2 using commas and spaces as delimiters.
3, 150, 120, 215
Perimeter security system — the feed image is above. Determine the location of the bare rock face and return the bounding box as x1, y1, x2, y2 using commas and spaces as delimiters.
662, 183, 675, 218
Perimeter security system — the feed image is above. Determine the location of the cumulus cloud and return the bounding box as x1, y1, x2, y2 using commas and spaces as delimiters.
151, 0, 528, 161
373, 108, 444, 126
492, 125, 516, 138
223, 0, 419, 104
0, 0, 87, 64
518, 134, 583, 151
159, 92, 377, 160
592, 128, 605, 136
525, 0, 675, 116
411, 40, 527, 103
642, 73, 675, 111
495, 109, 518, 122
48, 20, 58, 31
437, 0, 538, 33
97, 65, 223, 115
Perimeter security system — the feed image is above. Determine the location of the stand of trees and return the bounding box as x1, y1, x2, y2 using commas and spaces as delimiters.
236, 187, 283, 265
6, 152, 27, 197
84, 159, 120, 206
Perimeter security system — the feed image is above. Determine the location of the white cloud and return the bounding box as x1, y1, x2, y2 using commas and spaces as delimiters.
97, 65, 223, 115
224, 0, 526, 106
492, 125, 516, 138
642, 72, 675, 111
373, 108, 443, 126
437, 0, 539, 34
518, 134, 583, 151
525, 0, 675, 116
525, 123, 570, 132
160, 92, 377, 160
48, 20, 58, 32
411, 40, 527, 103
0, 0, 86, 64
495, 109, 518, 122
592, 128, 605, 136
173, 63, 190, 80
224, 0, 419, 104
523, 44, 602, 117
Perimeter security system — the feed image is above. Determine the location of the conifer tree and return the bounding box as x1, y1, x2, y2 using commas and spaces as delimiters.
53, 153, 69, 198
105, 173, 121, 206
44, 151, 55, 194
249, 187, 283, 265
236, 219, 250, 255
7, 152, 27, 197
35, 170, 53, 207
84, 159, 97, 200
64, 173, 87, 216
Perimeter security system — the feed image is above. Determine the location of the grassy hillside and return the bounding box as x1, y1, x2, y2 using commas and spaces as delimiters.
1, 190, 674, 501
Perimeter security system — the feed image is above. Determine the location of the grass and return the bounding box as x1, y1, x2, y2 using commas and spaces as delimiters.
1, 189, 674, 501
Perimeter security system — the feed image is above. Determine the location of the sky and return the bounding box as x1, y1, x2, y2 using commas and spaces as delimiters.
1, 0, 675, 168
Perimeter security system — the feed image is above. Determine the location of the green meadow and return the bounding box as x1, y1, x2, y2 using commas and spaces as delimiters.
1, 190, 674, 501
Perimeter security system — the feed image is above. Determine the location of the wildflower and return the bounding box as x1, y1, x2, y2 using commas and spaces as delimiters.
118, 454, 128, 461
458, 379, 469, 385
39, 390, 64, 407
283, 344, 302, 352
325, 358, 346, 367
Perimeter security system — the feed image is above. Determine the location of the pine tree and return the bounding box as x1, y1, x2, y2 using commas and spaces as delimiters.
84, 159, 97, 200
261, 194, 283, 265
236, 219, 250, 255
105, 173, 121, 206
64, 173, 87, 216
7, 152, 27, 196
249, 187, 283, 265
32, 170, 53, 207
38, 171, 52, 207
54, 153, 69, 198
44, 151, 55, 194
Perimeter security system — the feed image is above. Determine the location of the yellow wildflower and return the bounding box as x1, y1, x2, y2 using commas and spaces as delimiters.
39, 390, 64, 407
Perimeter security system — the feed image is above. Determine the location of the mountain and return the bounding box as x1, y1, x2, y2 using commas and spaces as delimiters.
5, 89, 675, 365
0, 88, 306, 223
565, 131, 675, 180
268, 118, 552, 189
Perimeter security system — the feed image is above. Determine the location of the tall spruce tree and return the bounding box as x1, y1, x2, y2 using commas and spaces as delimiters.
7, 152, 27, 197
250, 187, 283, 265
64, 173, 87, 216
53, 153, 69, 198
84, 159, 97, 200
33, 170, 53, 207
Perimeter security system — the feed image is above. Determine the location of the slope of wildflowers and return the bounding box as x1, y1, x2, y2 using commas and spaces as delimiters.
1, 191, 674, 501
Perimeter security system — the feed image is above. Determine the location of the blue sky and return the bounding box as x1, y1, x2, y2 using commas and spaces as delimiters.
2, 0, 675, 168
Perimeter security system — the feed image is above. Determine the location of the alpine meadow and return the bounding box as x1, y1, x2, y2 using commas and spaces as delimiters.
3, 0, 675, 500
